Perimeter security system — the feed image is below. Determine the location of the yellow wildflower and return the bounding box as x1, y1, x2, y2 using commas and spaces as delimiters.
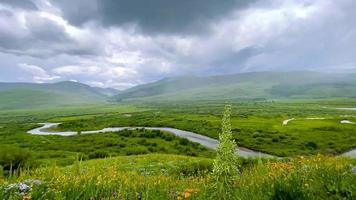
22, 195, 32, 200
184, 188, 200, 193
183, 192, 191, 198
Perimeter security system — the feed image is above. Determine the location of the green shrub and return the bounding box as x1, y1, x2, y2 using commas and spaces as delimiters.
88, 151, 109, 159
0, 145, 34, 172
175, 160, 213, 176
125, 147, 148, 155
0, 165, 3, 178
271, 175, 307, 200
179, 138, 190, 145
305, 141, 318, 149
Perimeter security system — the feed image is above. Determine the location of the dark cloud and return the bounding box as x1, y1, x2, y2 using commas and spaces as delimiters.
52, 0, 99, 27
54, 0, 255, 34
1, 0, 38, 10
0, 8, 101, 57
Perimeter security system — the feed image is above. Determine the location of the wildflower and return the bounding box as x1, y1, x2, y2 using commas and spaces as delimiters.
177, 188, 200, 199
22, 195, 32, 200
24, 179, 42, 186
19, 183, 30, 192
267, 172, 275, 178
183, 192, 191, 198
352, 166, 356, 174
184, 188, 200, 193
112, 191, 118, 197
5, 183, 18, 192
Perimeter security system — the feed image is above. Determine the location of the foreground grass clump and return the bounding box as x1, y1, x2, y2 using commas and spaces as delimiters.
0, 154, 354, 200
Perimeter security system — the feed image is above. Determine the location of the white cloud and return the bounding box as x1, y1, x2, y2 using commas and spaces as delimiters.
85, 81, 105, 88
52, 65, 101, 75
18, 63, 60, 82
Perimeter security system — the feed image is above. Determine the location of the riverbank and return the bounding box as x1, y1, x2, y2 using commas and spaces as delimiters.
28, 123, 274, 158
28, 123, 355, 158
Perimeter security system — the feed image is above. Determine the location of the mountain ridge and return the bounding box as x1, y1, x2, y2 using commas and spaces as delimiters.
113, 71, 356, 101
0, 81, 119, 109
1, 71, 356, 109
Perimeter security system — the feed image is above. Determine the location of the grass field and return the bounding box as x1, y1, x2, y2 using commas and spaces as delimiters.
0, 99, 355, 199
46, 99, 356, 156
1, 154, 355, 199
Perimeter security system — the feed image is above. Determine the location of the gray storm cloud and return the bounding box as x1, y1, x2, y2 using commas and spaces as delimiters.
0, 0, 355, 89
1, 0, 38, 10
53, 0, 256, 34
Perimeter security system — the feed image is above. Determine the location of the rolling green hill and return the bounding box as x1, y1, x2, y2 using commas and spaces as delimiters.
114, 71, 356, 101
0, 81, 118, 110
2, 71, 356, 109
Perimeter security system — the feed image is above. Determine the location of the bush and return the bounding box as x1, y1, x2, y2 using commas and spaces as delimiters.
162, 133, 175, 141
88, 151, 109, 159
175, 160, 213, 176
272, 136, 280, 142
0, 146, 34, 172
125, 148, 148, 155
305, 142, 318, 149
179, 138, 189, 146
271, 175, 307, 200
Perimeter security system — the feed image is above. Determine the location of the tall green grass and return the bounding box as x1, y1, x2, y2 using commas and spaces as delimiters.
0, 154, 354, 200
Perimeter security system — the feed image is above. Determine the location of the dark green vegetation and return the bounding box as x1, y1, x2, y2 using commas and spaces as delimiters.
0, 81, 119, 109
115, 71, 356, 102
49, 99, 356, 156
0, 106, 213, 168
0, 128, 212, 169
0, 98, 355, 170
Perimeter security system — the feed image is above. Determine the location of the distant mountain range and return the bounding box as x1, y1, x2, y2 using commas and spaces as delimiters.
1, 71, 356, 109
0, 81, 119, 109
114, 71, 356, 102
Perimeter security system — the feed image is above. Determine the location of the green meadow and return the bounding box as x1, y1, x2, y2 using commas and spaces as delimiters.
50, 99, 356, 156
0, 99, 355, 199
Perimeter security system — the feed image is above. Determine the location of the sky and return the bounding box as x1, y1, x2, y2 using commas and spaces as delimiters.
0, 0, 355, 89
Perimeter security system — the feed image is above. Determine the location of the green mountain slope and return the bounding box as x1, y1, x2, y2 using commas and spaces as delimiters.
114, 71, 356, 101
0, 81, 116, 109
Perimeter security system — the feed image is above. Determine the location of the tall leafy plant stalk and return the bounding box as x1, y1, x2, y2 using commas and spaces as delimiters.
211, 105, 240, 199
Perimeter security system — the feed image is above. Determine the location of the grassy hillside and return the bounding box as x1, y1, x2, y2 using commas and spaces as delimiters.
114, 71, 356, 102
0, 81, 117, 110
1, 154, 354, 199
0, 89, 101, 110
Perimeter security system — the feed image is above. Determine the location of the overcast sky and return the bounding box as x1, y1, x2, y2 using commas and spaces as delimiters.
0, 0, 355, 89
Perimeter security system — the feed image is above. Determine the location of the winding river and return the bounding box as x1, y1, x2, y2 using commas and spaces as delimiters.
28, 123, 274, 158
27, 123, 356, 158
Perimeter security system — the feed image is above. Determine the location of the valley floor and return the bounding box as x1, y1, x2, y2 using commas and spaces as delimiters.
0, 99, 355, 199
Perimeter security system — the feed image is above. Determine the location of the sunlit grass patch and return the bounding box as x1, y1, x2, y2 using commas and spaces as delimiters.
1, 154, 355, 200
